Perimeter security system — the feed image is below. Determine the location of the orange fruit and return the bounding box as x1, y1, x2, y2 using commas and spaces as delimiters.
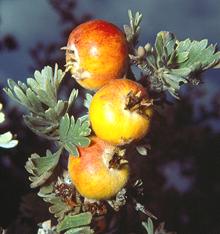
65, 20, 128, 90
68, 137, 129, 200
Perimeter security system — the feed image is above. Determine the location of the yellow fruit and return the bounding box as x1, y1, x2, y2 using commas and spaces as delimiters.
89, 79, 153, 145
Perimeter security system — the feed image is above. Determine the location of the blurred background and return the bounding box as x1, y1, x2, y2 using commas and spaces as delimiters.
0, 0, 220, 233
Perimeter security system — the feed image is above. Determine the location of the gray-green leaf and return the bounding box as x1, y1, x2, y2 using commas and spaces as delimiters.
25, 149, 62, 188
142, 218, 154, 234
56, 212, 92, 232
59, 114, 91, 156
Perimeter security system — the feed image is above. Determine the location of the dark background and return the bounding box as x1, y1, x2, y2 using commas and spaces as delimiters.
0, 0, 220, 233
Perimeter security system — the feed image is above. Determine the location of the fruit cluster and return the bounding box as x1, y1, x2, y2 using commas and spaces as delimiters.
66, 20, 153, 200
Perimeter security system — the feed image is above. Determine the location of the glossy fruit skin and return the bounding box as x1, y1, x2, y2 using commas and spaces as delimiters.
66, 19, 128, 90
68, 137, 129, 200
89, 79, 153, 145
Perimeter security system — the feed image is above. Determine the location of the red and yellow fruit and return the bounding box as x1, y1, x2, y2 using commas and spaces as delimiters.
65, 19, 128, 90
68, 137, 129, 200
89, 79, 153, 145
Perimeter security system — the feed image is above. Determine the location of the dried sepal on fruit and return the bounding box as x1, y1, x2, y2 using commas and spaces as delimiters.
63, 19, 129, 90
89, 79, 153, 145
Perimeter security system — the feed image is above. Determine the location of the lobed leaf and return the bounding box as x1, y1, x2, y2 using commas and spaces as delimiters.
124, 10, 142, 46
4, 65, 80, 140
141, 32, 220, 99
64, 143, 79, 157
142, 218, 154, 234
56, 212, 92, 232
0, 103, 18, 148
59, 114, 91, 156
38, 182, 80, 221
25, 149, 62, 188
26, 88, 44, 112
59, 114, 71, 141
176, 39, 220, 71
155, 31, 176, 66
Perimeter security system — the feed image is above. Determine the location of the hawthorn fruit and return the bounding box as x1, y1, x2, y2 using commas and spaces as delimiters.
89, 79, 153, 145
65, 19, 128, 90
68, 137, 129, 200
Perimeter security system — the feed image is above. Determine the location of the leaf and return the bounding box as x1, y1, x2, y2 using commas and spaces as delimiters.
37, 89, 56, 107
142, 218, 154, 234
0, 140, 18, 149
25, 149, 62, 188
59, 114, 71, 141
55, 101, 67, 116
38, 183, 54, 196
155, 31, 176, 66
68, 89, 78, 109
136, 145, 148, 156
78, 115, 89, 122
64, 143, 79, 157
175, 51, 189, 64
26, 88, 44, 112
124, 10, 142, 46
45, 108, 59, 121
38, 180, 80, 221
214, 61, 220, 68
123, 25, 132, 40
176, 39, 220, 71
162, 73, 188, 98
13, 86, 32, 108
7, 79, 17, 90
83, 93, 93, 109
56, 212, 92, 232
0, 103, 18, 149
4, 65, 78, 140
142, 32, 220, 99
59, 114, 91, 156
0, 131, 18, 149
0, 111, 5, 124
170, 67, 191, 77
37, 220, 57, 234
53, 63, 64, 89
64, 226, 94, 234
49, 196, 73, 219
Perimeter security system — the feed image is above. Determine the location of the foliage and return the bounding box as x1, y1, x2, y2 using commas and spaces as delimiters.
25, 149, 62, 188
0, 103, 18, 148
56, 212, 93, 233
37, 220, 57, 234
59, 114, 91, 156
4, 64, 92, 232
126, 13, 220, 99
142, 218, 176, 234
124, 10, 142, 48
142, 218, 154, 234
4, 65, 90, 152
